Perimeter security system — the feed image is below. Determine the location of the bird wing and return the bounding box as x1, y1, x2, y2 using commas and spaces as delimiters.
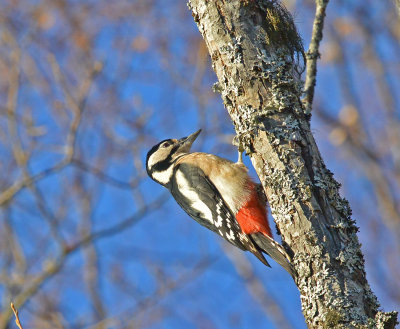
170, 162, 270, 266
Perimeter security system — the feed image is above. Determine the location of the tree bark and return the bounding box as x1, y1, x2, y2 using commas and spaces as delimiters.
187, 0, 398, 328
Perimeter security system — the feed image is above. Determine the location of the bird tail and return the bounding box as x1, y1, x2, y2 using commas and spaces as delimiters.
250, 233, 297, 279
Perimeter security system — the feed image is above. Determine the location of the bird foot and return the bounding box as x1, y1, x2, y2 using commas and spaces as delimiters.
233, 135, 245, 164
237, 150, 243, 164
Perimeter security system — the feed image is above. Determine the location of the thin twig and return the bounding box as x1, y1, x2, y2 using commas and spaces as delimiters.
303, 0, 330, 114
48, 54, 102, 161
0, 194, 168, 328
222, 244, 295, 329
71, 159, 140, 189
0, 56, 102, 207
10, 303, 24, 329
0, 160, 68, 206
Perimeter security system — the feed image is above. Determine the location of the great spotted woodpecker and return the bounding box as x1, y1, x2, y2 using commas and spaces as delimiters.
146, 129, 295, 278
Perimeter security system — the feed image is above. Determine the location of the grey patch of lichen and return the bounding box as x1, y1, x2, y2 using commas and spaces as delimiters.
292, 198, 378, 327
252, 48, 304, 115
297, 254, 350, 326
212, 81, 222, 93
300, 273, 368, 326
235, 105, 258, 133
228, 104, 260, 155
188, 2, 204, 35
336, 248, 362, 272
220, 36, 244, 64
259, 130, 314, 209
350, 310, 399, 329
317, 165, 353, 220
374, 311, 399, 329
267, 114, 301, 140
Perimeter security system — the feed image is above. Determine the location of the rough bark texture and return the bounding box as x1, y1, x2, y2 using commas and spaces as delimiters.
188, 0, 398, 328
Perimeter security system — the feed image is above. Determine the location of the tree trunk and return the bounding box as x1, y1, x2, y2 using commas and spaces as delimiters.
187, 0, 398, 328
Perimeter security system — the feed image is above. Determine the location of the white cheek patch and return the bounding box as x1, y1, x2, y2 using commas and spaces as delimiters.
176, 171, 214, 224
152, 165, 173, 185
147, 152, 156, 169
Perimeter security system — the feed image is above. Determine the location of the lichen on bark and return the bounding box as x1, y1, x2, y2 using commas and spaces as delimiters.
188, 0, 398, 328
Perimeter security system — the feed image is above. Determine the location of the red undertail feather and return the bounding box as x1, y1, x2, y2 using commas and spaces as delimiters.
236, 182, 272, 238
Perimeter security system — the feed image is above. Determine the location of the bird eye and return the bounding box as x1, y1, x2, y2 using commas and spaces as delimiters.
161, 141, 170, 148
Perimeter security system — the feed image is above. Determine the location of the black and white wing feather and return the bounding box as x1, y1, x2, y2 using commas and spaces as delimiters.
170, 163, 270, 266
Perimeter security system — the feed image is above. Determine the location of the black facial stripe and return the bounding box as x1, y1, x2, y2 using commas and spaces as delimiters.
146, 141, 181, 178
151, 157, 172, 174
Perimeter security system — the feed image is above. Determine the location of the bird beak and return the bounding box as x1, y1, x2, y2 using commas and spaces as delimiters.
178, 129, 201, 152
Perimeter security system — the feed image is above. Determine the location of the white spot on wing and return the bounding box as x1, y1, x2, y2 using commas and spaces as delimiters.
226, 230, 235, 241
214, 199, 225, 227
215, 216, 223, 227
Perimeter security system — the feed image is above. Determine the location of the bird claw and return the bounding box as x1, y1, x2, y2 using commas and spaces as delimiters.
233, 135, 245, 164
237, 150, 243, 164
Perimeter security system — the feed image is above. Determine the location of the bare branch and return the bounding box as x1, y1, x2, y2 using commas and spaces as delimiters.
0, 194, 167, 328
0, 161, 68, 206
83, 257, 215, 329
10, 303, 24, 329
48, 54, 102, 161
303, 0, 330, 114
71, 159, 141, 190
223, 244, 295, 329
0, 55, 102, 207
